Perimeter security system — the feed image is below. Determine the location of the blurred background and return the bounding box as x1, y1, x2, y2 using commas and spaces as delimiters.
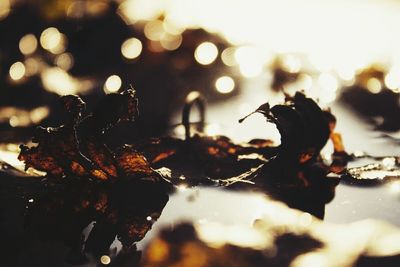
1, 0, 400, 143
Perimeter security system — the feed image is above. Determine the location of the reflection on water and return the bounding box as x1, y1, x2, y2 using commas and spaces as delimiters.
197, 71, 400, 227
326, 182, 400, 227
0, 88, 397, 266
140, 188, 400, 267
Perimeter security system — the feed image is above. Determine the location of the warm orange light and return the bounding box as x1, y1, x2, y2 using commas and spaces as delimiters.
24, 58, 40, 77
19, 34, 38, 55
0, 0, 10, 20
55, 53, 74, 70
144, 20, 164, 41
160, 33, 182, 51
41, 67, 78, 95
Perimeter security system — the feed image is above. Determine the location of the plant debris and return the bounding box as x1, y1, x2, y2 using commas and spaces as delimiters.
17, 89, 172, 260
16, 89, 352, 262
343, 156, 400, 185
233, 92, 347, 217
134, 92, 275, 184
19, 89, 143, 180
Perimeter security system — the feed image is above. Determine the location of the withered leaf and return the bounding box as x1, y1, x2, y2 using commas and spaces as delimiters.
113, 145, 155, 179
239, 92, 331, 163
18, 89, 152, 181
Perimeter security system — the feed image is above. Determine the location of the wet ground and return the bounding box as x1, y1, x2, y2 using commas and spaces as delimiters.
0, 78, 399, 266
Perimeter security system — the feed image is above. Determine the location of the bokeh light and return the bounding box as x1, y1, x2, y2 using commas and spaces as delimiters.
366, 77, 382, 94
148, 40, 164, 53
215, 76, 235, 94
40, 27, 66, 54
318, 73, 338, 92
194, 42, 218, 65
384, 68, 400, 92
9, 116, 25, 127
144, 20, 165, 41
221, 47, 237, 66
7, 106, 49, 127
41, 67, 78, 95
104, 75, 122, 93
24, 58, 40, 77
318, 73, 338, 103
66, 1, 109, 19
163, 16, 185, 35
19, 34, 38, 55
234, 46, 265, 78
55, 53, 74, 70
100, 255, 111, 265
40, 27, 61, 50
30, 106, 50, 124
160, 33, 182, 51
9, 116, 22, 127
9, 62, 26, 81
118, 0, 164, 23
336, 65, 356, 82
0, 0, 10, 20
281, 55, 301, 73
298, 74, 313, 91
121, 38, 143, 59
